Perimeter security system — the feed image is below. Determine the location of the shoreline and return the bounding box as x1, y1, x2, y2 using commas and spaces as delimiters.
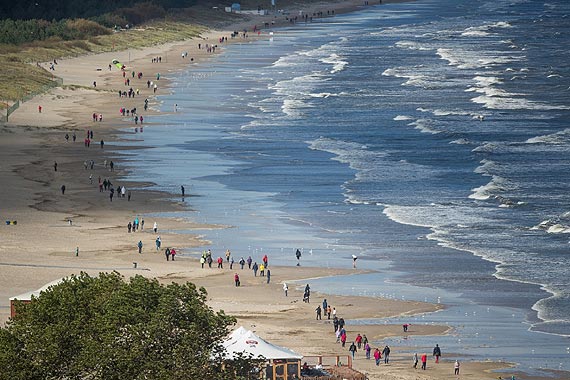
1, 1, 567, 380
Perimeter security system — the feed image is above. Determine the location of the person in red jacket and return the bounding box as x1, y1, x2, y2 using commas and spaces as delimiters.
217, 256, 223, 269
421, 353, 427, 370
355, 333, 363, 349
234, 273, 240, 287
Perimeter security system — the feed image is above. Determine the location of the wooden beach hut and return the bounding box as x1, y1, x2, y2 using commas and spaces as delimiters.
9, 278, 64, 318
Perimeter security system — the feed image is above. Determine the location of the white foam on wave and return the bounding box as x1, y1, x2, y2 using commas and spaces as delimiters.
437, 48, 523, 69
417, 107, 473, 117
468, 175, 512, 200
468, 75, 570, 110
461, 21, 513, 38
271, 54, 299, 68
319, 53, 348, 74
308, 92, 338, 98
471, 94, 570, 110
407, 118, 440, 134
394, 115, 412, 121
525, 129, 570, 144
382, 67, 432, 87
395, 40, 433, 51
282, 98, 311, 117
474, 158, 499, 176
461, 28, 491, 37
450, 138, 471, 145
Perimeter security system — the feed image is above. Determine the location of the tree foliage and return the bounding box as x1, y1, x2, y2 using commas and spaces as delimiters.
0, 18, 110, 45
0, 0, 199, 22
0, 272, 260, 380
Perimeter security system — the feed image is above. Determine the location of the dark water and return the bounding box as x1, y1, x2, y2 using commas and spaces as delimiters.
117, 0, 570, 375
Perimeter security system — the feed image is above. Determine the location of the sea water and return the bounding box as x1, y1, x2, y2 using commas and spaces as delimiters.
117, 0, 570, 375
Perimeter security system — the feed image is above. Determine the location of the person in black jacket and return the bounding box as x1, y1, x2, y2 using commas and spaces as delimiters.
433, 344, 441, 363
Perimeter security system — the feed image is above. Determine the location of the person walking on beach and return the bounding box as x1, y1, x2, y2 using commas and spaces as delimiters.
373, 348, 381, 366
322, 298, 328, 313
155, 236, 161, 251
54, 161, 58, 172
170, 248, 176, 260
326, 305, 332, 319
352, 254, 358, 268
234, 273, 240, 287
225, 249, 231, 263
365, 342, 371, 359
315, 305, 322, 320
252, 262, 258, 276
421, 353, 427, 370
266, 268, 271, 283
433, 344, 441, 363
454, 360, 460, 375
413, 352, 419, 369
348, 342, 357, 359
153, 222, 158, 233
259, 263, 265, 276
128, 222, 132, 233
217, 256, 223, 269
239, 257, 245, 269
230, 256, 234, 269
295, 248, 301, 265
200, 256, 205, 268
355, 333, 363, 349
137, 240, 143, 254
383, 345, 391, 364
181, 185, 185, 197
61, 185, 66, 195
165, 248, 171, 261
247, 256, 252, 269
262, 254, 268, 268
283, 283, 288, 296
340, 331, 347, 347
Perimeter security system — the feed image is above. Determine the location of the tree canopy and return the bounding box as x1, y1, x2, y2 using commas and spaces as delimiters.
0, 272, 260, 380
0, 0, 199, 21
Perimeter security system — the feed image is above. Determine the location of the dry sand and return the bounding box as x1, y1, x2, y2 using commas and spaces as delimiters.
0, 1, 559, 379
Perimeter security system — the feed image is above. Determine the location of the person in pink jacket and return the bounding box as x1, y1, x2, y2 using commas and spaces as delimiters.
373, 348, 381, 366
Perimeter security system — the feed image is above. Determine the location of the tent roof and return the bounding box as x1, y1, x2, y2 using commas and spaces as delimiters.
223, 327, 302, 360
9, 278, 65, 301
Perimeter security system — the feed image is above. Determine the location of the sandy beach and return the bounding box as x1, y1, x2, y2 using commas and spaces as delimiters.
0, 1, 564, 379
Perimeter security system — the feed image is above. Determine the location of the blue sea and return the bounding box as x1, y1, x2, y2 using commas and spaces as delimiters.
117, 0, 570, 376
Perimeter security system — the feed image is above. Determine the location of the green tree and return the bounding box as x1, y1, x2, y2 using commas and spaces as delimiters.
0, 272, 261, 380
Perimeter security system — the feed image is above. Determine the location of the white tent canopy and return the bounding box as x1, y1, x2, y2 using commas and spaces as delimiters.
9, 278, 65, 301
222, 326, 302, 360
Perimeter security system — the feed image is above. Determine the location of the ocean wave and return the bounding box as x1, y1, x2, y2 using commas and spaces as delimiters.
394, 115, 412, 121
471, 94, 570, 110
437, 48, 523, 69
525, 129, 570, 144
319, 53, 348, 74
468, 175, 513, 200
394, 40, 433, 51
308, 92, 338, 98
416, 107, 474, 117
461, 21, 513, 38
474, 159, 500, 176
407, 118, 440, 134
531, 216, 570, 234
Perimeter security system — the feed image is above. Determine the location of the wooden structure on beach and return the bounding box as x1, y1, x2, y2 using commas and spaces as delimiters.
8, 278, 64, 318
301, 355, 368, 380
223, 327, 303, 380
